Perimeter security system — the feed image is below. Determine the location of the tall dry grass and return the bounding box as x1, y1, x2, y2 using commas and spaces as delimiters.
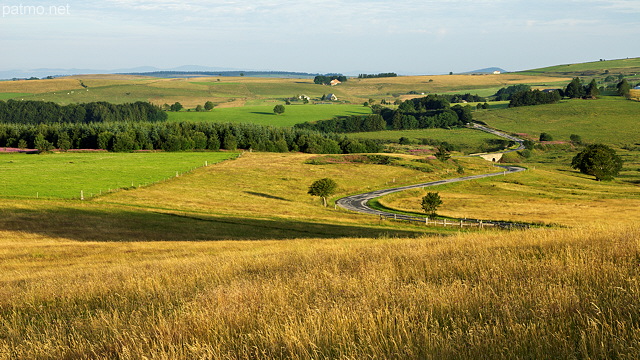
1, 225, 639, 359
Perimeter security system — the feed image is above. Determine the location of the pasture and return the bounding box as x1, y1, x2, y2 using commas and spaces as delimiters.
0, 152, 236, 199
168, 104, 373, 127
474, 97, 640, 145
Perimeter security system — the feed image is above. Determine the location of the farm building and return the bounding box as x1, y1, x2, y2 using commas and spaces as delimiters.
297, 94, 310, 100
330, 79, 341, 86
325, 94, 338, 101
634, 85, 640, 90
492, 71, 501, 75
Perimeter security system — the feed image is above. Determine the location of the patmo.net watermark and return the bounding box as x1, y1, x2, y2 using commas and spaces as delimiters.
2, 4, 71, 17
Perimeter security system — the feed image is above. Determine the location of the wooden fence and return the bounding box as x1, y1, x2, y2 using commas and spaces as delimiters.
379, 213, 530, 230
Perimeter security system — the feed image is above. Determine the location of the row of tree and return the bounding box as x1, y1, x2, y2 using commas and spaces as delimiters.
0, 122, 382, 154
0, 100, 167, 124
357, 73, 398, 79
294, 115, 386, 133
508, 90, 562, 107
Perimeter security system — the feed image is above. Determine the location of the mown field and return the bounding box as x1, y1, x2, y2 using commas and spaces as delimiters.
0, 152, 236, 199
168, 104, 372, 127
474, 97, 640, 145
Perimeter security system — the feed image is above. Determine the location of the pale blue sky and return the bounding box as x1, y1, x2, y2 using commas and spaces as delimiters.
1, 0, 639, 74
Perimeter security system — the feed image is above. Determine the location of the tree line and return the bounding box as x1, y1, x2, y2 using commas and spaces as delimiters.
296, 94, 474, 133
0, 100, 167, 124
294, 115, 386, 133
0, 121, 381, 154
357, 73, 398, 79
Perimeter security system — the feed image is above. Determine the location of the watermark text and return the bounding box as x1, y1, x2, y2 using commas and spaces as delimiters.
2, 4, 71, 17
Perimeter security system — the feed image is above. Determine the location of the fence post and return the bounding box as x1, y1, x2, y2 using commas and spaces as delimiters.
394, 214, 397, 220
460, 219, 463, 227
425, 217, 428, 224
480, 220, 483, 228
80, 190, 84, 201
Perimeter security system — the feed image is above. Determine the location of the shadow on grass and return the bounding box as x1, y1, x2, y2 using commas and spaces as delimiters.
245, 191, 291, 202
0, 205, 429, 242
249, 112, 276, 116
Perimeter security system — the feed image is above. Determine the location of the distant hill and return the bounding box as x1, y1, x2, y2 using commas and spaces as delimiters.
0, 65, 242, 80
460, 67, 507, 74
517, 57, 640, 77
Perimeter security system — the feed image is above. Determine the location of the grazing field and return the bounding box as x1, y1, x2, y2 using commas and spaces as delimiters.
168, 104, 373, 127
0, 152, 236, 199
1, 224, 638, 359
474, 97, 640, 145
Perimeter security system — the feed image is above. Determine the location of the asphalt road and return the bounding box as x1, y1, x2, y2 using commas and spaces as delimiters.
336, 124, 527, 219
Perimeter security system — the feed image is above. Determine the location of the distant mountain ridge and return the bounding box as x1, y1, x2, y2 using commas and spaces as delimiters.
460, 67, 508, 74
0, 65, 243, 80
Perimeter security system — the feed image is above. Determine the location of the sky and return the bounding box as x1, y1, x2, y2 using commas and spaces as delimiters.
1, 0, 639, 75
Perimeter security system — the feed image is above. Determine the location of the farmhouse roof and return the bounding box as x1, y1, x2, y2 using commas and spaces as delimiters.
330, 79, 341, 86
326, 93, 338, 101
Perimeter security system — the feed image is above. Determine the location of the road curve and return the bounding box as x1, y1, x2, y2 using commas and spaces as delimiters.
336, 166, 526, 216
336, 124, 527, 220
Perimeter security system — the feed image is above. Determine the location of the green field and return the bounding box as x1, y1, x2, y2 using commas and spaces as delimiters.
0, 92, 31, 100
475, 97, 640, 145
0, 152, 236, 199
518, 57, 640, 77
168, 104, 373, 127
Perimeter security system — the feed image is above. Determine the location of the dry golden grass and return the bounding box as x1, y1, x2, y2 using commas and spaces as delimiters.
379, 167, 640, 226
630, 89, 640, 101
1, 224, 638, 359
0, 78, 84, 94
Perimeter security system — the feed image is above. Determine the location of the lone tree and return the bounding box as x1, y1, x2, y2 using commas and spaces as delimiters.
421, 192, 443, 216
308, 178, 338, 207
204, 101, 215, 111
571, 144, 623, 181
273, 104, 285, 115
170, 102, 183, 112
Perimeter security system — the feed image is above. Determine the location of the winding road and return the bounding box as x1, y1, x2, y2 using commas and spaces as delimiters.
336, 124, 528, 226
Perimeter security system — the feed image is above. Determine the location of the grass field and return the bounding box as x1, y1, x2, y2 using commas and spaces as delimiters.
518, 57, 640, 76
1, 224, 638, 359
474, 97, 640, 145
0, 93, 31, 100
96, 152, 497, 228
0, 152, 236, 199
168, 104, 372, 127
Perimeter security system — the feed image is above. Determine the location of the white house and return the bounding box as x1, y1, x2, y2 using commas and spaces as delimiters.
492, 70, 501, 75
325, 93, 338, 101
